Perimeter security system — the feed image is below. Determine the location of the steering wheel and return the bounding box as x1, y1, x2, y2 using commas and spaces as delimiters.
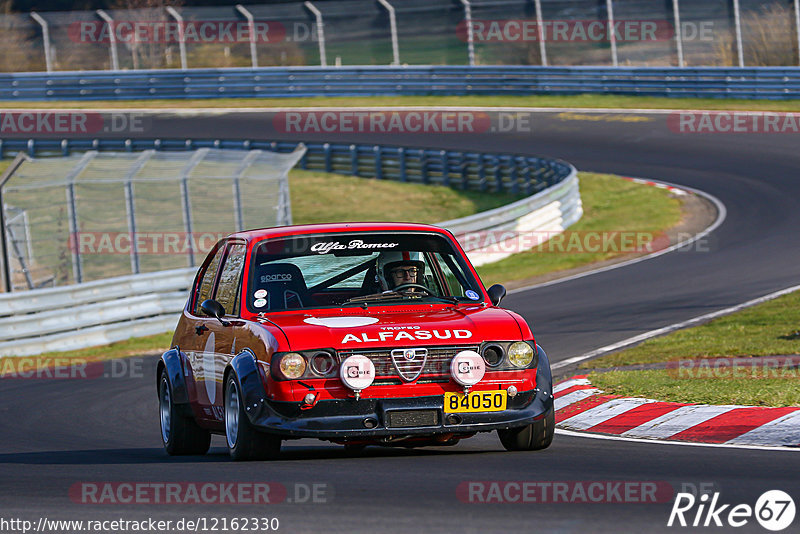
393, 283, 434, 295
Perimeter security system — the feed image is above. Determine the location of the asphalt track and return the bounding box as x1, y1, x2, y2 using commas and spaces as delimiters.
1, 109, 799, 533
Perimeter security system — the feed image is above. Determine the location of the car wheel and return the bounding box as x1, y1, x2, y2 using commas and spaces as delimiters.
159, 369, 211, 455
498, 407, 554, 451
224, 374, 281, 461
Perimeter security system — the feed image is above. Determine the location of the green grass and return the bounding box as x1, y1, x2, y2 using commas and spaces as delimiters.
582, 290, 800, 368
477, 172, 681, 284
5, 94, 800, 111
289, 168, 523, 225
589, 369, 800, 407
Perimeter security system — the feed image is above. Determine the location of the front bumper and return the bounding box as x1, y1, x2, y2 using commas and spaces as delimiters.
246, 388, 554, 439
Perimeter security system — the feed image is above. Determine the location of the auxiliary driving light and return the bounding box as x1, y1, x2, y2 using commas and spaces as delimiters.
450, 350, 485, 393
339, 355, 375, 400
507, 385, 518, 397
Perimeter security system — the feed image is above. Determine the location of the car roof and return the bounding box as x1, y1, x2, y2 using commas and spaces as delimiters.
228, 222, 453, 243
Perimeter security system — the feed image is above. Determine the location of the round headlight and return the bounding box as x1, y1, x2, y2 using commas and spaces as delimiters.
279, 353, 307, 379
482, 344, 504, 367
310, 351, 337, 377
508, 342, 534, 368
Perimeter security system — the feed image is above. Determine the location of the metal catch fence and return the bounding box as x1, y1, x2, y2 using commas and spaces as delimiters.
4, 0, 800, 73
0, 146, 305, 291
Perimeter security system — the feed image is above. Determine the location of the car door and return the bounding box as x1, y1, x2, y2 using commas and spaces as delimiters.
201, 241, 247, 418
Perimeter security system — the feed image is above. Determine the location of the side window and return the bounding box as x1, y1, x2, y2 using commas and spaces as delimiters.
215, 243, 247, 316
194, 246, 226, 315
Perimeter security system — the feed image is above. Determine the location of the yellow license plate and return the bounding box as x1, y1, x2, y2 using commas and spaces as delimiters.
444, 391, 507, 413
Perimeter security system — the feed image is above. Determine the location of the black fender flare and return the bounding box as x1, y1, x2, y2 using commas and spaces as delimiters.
535, 344, 553, 395
158, 347, 189, 405
532, 344, 554, 418
226, 349, 269, 423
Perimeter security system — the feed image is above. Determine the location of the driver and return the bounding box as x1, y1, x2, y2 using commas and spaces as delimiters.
376, 251, 425, 292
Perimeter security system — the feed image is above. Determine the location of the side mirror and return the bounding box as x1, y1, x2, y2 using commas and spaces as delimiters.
487, 284, 506, 306
201, 299, 230, 326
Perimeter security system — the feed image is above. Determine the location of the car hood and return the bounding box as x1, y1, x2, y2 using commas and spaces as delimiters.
258, 305, 524, 351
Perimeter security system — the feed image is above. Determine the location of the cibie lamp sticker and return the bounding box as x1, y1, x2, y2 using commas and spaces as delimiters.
339, 355, 376, 400
450, 350, 485, 394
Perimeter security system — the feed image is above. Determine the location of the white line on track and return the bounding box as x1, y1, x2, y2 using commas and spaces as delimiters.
555, 429, 800, 452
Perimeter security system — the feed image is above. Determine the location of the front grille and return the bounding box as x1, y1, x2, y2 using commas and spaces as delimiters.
387, 410, 439, 428
338, 345, 479, 382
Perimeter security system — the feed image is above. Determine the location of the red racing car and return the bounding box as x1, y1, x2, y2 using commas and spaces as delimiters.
157, 222, 554, 460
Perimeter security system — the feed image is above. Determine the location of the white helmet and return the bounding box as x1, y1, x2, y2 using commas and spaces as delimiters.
376, 251, 425, 291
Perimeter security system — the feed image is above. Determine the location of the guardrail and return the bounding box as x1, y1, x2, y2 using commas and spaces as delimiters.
3, 66, 800, 101
0, 137, 577, 357
0, 138, 572, 196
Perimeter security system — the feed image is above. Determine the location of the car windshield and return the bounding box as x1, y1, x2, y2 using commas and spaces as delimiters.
246, 231, 484, 312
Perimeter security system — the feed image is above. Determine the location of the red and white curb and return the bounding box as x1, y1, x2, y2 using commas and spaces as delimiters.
621, 176, 687, 196
554, 376, 800, 448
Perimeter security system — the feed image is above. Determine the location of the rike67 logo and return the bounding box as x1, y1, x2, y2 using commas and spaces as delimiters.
668, 490, 795, 531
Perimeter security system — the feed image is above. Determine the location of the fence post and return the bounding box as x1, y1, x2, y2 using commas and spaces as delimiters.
374, 146, 383, 179
350, 144, 358, 176
96, 10, 120, 71
494, 156, 503, 192
398, 147, 406, 181
606, 0, 618, 67
0, 153, 29, 293
732, 0, 744, 67
377, 0, 400, 66
441, 150, 450, 186
304, 2, 328, 67
534, 0, 548, 66
672, 0, 684, 67
323, 143, 332, 172
63, 151, 98, 285
232, 150, 261, 232
235, 4, 259, 68
459, 0, 475, 66
795, 0, 800, 66
166, 7, 188, 70
30, 12, 53, 73
122, 150, 154, 275
478, 154, 486, 192
178, 148, 209, 267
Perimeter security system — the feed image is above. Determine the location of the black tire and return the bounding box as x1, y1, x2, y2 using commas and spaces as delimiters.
498, 407, 555, 451
224, 374, 281, 461
159, 369, 211, 456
